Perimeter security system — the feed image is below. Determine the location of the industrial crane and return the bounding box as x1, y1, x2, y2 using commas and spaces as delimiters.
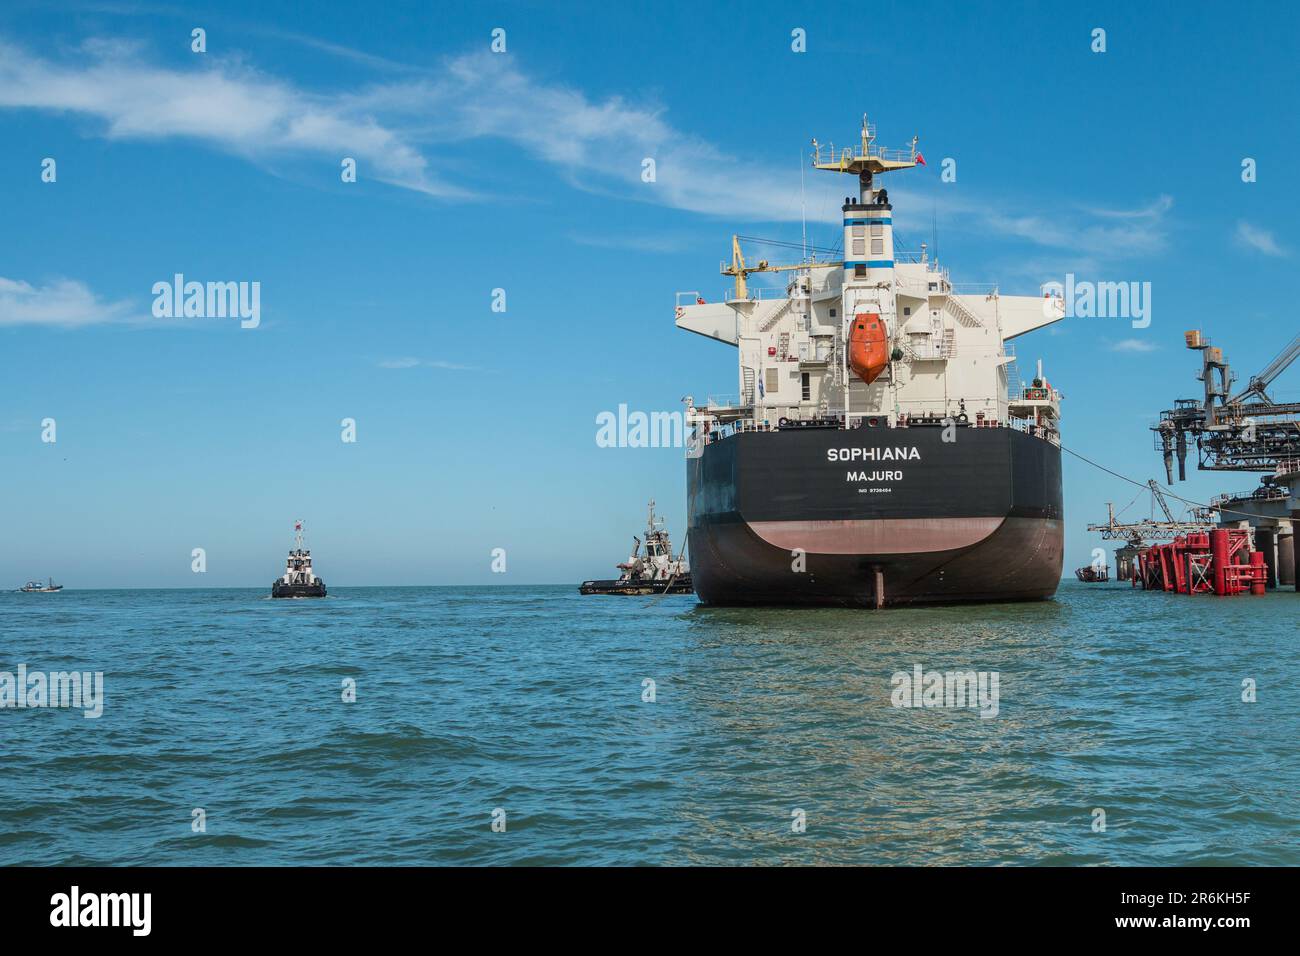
1154, 329, 1300, 482
1226, 332, 1300, 404
1088, 479, 1212, 543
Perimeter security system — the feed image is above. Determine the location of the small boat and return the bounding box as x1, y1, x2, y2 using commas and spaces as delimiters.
580, 500, 693, 596
271, 521, 327, 598
1074, 565, 1109, 583
17, 578, 63, 592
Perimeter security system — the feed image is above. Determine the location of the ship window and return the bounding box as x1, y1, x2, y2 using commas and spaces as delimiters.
801, 372, 811, 401
904, 306, 912, 316
871, 238, 884, 255
852, 238, 865, 255
765, 368, 779, 394
871, 223, 883, 237
829, 308, 837, 317
852, 225, 865, 238
854, 264, 866, 277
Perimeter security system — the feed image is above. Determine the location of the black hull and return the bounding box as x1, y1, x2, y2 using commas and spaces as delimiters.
687, 425, 1063, 607
580, 575, 693, 596
272, 581, 327, 598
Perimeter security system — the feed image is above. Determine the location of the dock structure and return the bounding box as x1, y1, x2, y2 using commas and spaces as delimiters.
1135, 529, 1266, 597
1153, 328, 1300, 592
1210, 474, 1296, 589
1087, 480, 1213, 584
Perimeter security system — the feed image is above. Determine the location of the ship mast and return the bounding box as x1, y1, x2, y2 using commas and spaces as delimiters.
811, 113, 920, 203
811, 114, 922, 422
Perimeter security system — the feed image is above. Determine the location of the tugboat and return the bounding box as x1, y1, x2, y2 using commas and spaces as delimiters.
17, 577, 63, 592
1074, 564, 1109, 583
271, 520, 327, 598
580, 501, 693, 596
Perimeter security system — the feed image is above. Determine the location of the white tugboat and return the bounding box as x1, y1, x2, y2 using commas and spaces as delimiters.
580, 500, 692, 595
271, 520, 327, 598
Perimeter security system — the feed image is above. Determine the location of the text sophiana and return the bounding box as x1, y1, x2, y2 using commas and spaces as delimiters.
827, 446, 921, 462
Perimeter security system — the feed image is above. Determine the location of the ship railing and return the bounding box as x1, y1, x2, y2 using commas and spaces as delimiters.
1276, 458, 1300, 477
812, 138, 915, 167
700, 417, 781, 445
725, 285, 789, 302
947, 282, 1000, 297
701, 413, 1061, 445
1211, 487, 1288, 508
675, 291, 703, 308
1006, 416, 1061, 445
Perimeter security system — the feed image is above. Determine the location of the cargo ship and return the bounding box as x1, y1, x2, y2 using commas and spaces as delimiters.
271, 520, 327, 598
674, 116, 1065, 607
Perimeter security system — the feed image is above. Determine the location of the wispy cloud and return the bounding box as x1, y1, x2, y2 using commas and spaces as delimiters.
376, 357, 476, 370
1234, 220, 1287, 257
0, 31, 1183, 251
348, 52, 817, 220
0, 276, 133, 327
567, 232, 693, 254
0, 36, 465, 198
1108, 338, 1158, 353
988, 195, 1173, 259
0, 36, 822, 220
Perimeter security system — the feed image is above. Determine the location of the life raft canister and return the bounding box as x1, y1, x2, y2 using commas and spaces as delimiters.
849, 312, 889, 385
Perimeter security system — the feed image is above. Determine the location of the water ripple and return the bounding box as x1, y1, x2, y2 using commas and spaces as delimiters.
0, 584, 1294, 865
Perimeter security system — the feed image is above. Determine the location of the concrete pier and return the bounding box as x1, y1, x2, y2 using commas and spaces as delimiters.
1256, 526, 1277, 589
1280, 532, 1296, 586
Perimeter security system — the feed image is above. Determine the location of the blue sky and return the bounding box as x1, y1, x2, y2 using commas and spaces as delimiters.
2, 0, 1297, 586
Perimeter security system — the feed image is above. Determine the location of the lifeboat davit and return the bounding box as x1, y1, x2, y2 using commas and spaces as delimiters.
849, 312, 889, 385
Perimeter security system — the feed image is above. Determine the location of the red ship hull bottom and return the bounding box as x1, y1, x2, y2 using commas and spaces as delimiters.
688, 515, 1063, 607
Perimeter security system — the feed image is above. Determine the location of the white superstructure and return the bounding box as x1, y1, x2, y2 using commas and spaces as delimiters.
281, 520, 319, 587
615, 500, 689, 583
675, 116, 1065, 440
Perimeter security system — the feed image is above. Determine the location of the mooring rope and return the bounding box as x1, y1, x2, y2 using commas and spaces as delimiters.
1060, 443, 1286, 523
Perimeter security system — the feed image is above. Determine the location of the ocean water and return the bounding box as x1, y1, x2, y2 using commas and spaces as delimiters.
1, 583, 1295, 866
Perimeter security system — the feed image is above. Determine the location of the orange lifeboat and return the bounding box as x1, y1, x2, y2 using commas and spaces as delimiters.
848, 312, 889, 385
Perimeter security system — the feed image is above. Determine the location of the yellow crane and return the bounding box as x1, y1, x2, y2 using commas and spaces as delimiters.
721, 234, 841, 300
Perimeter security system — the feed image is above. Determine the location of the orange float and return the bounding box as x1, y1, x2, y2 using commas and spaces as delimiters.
848, 312, 889, 385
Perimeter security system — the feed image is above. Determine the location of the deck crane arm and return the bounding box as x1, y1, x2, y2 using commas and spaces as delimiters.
720, 234, 843, 299
1226, 332, 1300, 404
